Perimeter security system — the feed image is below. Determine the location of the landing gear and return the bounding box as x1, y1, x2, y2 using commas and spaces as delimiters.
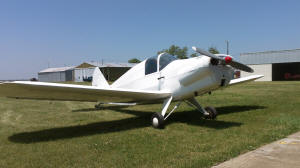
185, 97, 218, 119
150, 97, 181, 129
151, 112, 164, 129
204, 106, 217, 119
94, 103, 103, 109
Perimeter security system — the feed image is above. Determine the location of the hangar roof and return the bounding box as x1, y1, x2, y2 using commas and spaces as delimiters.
240, 48, 300, 65
76, 62, 137, 68
39, 66, 75, 73
39, 62, 137, 73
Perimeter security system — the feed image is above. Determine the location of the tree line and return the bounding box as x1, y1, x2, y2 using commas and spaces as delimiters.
128, 45, 220, 63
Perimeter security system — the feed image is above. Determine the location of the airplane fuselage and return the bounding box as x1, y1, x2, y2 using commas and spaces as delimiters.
112, 55, 234, 102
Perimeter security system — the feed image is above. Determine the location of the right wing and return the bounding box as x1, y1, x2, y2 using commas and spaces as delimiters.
0, 81, 171, 103
229, 75, 264, 86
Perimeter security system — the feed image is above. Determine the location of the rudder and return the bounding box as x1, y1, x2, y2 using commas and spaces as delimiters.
92, 67, 110, 88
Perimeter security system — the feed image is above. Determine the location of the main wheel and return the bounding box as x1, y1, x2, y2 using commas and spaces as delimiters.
204, 106, 217, 119
151, 112, 165, 129
95, 104, 102, 109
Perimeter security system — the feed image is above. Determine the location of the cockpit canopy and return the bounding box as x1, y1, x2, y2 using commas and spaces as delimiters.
145, 53, 177, 75
145, 57, 157, 75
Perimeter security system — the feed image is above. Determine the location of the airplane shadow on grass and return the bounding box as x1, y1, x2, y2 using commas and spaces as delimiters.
9, 105, 265, 144
71, 105, 132, 112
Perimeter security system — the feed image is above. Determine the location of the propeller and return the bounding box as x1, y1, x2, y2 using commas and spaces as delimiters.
192, 46, 254, 73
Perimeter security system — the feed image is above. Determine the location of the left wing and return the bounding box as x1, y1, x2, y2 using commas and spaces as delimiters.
0, 81, 171, 103
229, 75, 264, 86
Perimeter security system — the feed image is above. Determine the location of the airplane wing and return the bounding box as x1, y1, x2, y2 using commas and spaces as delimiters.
0, 81, 171, 103
229, 75, 264, 86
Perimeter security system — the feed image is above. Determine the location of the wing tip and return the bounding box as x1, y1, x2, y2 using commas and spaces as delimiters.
192, 46, 197, 51
255, 74, 264, 79
229, 74, 264, 85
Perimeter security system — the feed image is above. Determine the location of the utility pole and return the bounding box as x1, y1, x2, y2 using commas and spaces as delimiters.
226, 40, 229, 55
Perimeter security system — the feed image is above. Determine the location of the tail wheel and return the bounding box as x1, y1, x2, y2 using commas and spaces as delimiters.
204, 106, 217, 119
95, 104, 101, 109
151, 112, 165, 129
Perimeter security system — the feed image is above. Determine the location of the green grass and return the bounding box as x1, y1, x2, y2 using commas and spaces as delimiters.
1, 81, 300, 168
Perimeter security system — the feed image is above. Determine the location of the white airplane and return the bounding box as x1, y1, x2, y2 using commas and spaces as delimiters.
0, 47, 263, 128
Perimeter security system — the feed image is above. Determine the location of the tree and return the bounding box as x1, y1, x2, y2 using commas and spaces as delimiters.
208, 47, 220, 54
128, 58, 141, 63
190, 53, 199, 57
158, 45, 188, 59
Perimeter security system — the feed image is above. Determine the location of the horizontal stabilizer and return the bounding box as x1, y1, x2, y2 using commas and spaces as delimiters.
229, 75, 264, 86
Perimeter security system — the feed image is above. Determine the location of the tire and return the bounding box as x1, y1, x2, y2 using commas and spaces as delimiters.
204, 106, 217, 119
95, 104, 101, 109
151, 112, 165, 129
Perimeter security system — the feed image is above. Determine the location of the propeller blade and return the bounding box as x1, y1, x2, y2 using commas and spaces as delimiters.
228, 60, 254, 73
192, 47, 222, 61
192, 46, 254, 73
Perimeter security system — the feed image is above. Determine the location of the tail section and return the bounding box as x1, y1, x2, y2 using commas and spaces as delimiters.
92, 67, 110, 88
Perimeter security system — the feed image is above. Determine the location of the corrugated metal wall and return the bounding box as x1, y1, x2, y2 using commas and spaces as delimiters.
240, 49, 300, 65
74, 67, 131, 82
101, 67, 131, 81
65, 70, 74, 81
74, 68, 95, 82
241, 64, 272, 81
38, 72, 66, 82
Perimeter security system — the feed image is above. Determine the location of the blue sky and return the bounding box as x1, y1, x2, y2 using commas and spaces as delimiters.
0, 0, 300, 79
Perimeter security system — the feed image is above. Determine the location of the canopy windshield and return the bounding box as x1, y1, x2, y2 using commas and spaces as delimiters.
145, 53, 177, 75
158, 53, 177, 71
145, 56, 157, 75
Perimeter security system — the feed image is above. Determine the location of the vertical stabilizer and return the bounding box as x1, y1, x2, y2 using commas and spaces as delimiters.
92, 67, 110, 88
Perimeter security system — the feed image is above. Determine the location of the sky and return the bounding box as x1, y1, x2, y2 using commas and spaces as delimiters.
0, 0, 300, 79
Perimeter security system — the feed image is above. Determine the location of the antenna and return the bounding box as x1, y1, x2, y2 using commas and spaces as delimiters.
226, 40, 229, 55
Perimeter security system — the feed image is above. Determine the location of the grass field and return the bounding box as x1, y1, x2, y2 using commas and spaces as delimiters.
0, 81, 300, 168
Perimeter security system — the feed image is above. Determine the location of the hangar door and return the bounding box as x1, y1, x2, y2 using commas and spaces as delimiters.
272, 62, 300, 81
